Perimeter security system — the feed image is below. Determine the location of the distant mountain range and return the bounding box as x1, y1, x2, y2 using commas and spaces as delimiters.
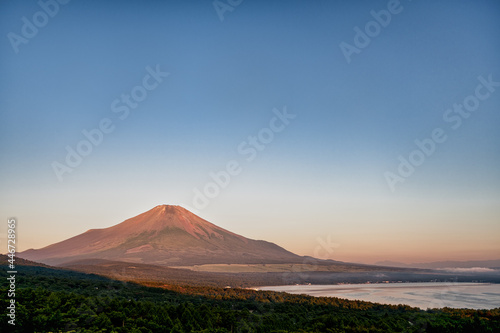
375, 259, 500, 269
20, 204, 499, 272
20, 205, 303, 266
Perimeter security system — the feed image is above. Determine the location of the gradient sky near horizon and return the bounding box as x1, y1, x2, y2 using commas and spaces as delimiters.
1, 0, 499, 264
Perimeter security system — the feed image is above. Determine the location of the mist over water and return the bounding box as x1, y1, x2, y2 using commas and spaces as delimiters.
260, 282, 500, 310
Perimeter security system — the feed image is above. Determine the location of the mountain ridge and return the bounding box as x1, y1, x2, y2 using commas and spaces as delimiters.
19, 205, 303, 266
375, 259, 500, 269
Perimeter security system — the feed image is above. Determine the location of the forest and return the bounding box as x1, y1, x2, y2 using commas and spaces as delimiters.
1, 262, 499, 332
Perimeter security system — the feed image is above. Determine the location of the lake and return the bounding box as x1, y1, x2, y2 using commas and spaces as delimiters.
258, 282, 500, 310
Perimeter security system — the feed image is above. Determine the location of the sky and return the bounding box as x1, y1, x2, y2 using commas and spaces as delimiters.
1, 0, 499, 265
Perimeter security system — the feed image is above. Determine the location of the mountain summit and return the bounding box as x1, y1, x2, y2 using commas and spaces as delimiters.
20, 205, 302, 266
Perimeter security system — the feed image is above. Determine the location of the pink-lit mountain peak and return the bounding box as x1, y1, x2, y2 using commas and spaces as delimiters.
20, 205, 301, 266
113, 204, 240, 241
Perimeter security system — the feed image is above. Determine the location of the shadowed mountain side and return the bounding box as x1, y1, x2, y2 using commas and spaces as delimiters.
19, 205, 303, 266
59, 258, 500, 288
57, 258, 406, 287
0, 254, 52, 268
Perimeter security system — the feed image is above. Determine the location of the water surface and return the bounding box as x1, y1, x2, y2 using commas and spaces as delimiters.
259, 282, 500, 309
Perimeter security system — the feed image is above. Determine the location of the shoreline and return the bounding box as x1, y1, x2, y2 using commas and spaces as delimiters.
256, 282, 500, 310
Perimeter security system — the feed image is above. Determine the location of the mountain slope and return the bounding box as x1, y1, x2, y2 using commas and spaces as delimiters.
19, 205, 303, 266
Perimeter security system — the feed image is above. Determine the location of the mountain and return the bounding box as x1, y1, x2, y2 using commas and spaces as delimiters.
375, 259, 500, 269
19, 205, 303, 266
374, 261, 409, 268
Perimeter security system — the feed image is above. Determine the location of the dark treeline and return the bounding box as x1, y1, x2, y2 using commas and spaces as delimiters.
1, 265, 499, 332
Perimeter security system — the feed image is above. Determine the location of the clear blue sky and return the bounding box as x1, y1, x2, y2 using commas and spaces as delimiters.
1, 0, 499, 264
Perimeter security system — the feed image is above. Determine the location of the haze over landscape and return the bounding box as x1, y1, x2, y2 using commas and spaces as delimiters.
17, 204, 500, 290
1, 0, 500, 266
